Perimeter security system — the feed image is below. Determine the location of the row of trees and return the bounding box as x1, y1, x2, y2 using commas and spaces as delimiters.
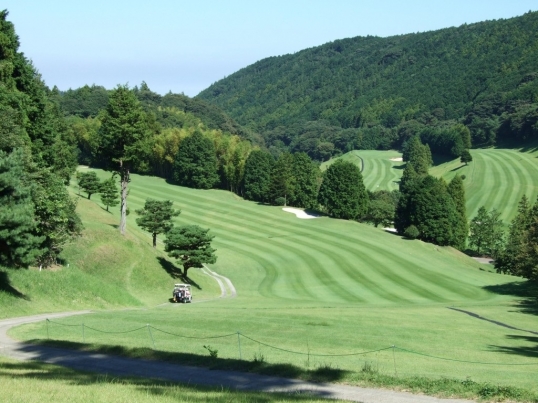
395, 136, 468, 249
468, 197, 538, 281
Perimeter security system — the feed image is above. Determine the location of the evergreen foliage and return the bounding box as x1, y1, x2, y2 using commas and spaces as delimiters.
164, 225, 217, 276
447, 175, 468, 250
173, 130, 219, 189
317, 160, 368, 219
242, 150, 274, 203
97, 85, 152, 234
135, 199, 180, 248
495, 196, 538, 280
460, 149, 473, 165
469, 207, 504, 256
289, 152, 321, 210
364, 190, 399, 228
31, 168, 83, 267
77, 171, 101, 200
0, 149, 43, 267
99, 176, 120, 212
268, 152, 296, 206
199, 11, 538, 154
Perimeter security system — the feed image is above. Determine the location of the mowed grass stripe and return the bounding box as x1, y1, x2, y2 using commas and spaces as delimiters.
128, 184, 430, 303
487, 151, 528, 223
125, 174, 494, 304
465, 151, 498, 219
127, 190, 368, 302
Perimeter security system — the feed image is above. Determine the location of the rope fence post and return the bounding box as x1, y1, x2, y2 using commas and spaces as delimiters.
46, 319, 49, 340
147, 324, 155, 350
82, 323, 85, 343
237, 331, 242, 360
392, 345, 397, 376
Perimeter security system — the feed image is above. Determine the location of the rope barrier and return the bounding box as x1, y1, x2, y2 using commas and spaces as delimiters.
394, 346, 538, 366
239, 333, 393, 357
149, 326, 236, 339
44, 319, 538, 366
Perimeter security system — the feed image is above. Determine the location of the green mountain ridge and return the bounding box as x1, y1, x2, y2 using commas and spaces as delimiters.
198, 11, 538, 157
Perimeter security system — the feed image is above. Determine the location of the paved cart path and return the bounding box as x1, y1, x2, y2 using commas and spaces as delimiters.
0, 312, 474, 403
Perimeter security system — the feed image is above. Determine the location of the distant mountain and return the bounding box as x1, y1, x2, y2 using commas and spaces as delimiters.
198, 11, 538, 159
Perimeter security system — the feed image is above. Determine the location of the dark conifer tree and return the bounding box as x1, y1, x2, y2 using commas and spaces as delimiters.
268, 152, 295, 205
136, 199, 181, 248
0, 149, 44, 267
318, 160, 368, 219
173, 131, 219, 189
243, 150, 274, 203
289, 152, 320, 209
447, 175, 468, 250
99, 176, 120, 212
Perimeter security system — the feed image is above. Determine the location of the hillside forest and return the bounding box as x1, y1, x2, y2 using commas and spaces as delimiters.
0, 9, 537, 282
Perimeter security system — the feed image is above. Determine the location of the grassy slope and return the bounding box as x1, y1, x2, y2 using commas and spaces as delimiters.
324, 148, 538, 224
9, 169, 538, 395
0, 186, 220, 319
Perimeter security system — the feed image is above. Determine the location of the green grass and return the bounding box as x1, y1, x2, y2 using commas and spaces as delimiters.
5, 168, 538, 400
321, 150, 404, 191
0, 357, 343, 403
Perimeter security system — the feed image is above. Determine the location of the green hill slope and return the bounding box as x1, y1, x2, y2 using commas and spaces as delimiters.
198, 11, 538, 155
0, 189, 220, 319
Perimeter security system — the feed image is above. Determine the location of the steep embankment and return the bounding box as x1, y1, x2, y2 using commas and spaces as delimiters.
0, 187, 220, 319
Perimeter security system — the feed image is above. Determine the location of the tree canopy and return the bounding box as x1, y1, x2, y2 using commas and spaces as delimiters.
164, 225, 217, 277
136, 199, 180, 248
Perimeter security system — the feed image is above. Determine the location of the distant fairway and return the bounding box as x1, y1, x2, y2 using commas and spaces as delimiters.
321, 150, 404, 191
325, 148, 538, 224
10, 169, 538, 394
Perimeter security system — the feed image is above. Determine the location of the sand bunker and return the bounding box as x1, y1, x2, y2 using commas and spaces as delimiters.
389, 157, 403, 162
282, 208, 319, 219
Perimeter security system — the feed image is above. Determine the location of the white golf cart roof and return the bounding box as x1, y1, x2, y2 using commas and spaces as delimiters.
174, 284, 191, 288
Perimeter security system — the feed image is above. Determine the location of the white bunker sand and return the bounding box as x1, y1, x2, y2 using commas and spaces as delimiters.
390, 157, 403, 161
282, 208, 318, 219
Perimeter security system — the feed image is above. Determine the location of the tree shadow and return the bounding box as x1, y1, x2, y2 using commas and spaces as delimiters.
432, 154, 455, 166
0, 271, 28, 300
0, 358, 335, 402
450, 165, 464, 172
156, 257, 201, 290
16, 339, 350, 388
392, 164, 405, 170
483, 281, 538, 316
489, 335, 538, 359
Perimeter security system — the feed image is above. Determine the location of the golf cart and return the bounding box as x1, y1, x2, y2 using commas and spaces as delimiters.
172, 284, 192, 303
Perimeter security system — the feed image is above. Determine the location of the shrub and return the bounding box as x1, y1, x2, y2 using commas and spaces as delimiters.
404, 225, 420, 239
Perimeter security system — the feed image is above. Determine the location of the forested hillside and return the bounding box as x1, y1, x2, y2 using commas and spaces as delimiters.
198, 11, 538, 159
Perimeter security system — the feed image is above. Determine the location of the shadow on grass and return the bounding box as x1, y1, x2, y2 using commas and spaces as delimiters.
0, 360, 326, 402
483, 281, 538, 316
0, 271, 28, 300
432, 154, 455, 166
392, 164, 405, 170
19, 339, 350, 384
490, 335, 538, 359
157, 257, 201, 290
450, 165, 465, 172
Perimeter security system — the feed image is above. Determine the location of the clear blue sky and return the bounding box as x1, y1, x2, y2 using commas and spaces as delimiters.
3, 1, 537, 96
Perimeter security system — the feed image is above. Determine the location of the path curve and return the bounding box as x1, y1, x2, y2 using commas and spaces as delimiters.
0, 313, 473, 403
201, 265, 237, 298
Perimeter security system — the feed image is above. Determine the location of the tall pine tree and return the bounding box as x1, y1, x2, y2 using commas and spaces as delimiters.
447, 175, 468, 250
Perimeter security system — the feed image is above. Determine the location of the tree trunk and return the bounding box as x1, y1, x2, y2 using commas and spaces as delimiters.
152, 233, 157, 248
120, 165, 129, 235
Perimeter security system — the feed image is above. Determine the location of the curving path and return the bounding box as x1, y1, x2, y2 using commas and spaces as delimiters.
0, 312, 474, 403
